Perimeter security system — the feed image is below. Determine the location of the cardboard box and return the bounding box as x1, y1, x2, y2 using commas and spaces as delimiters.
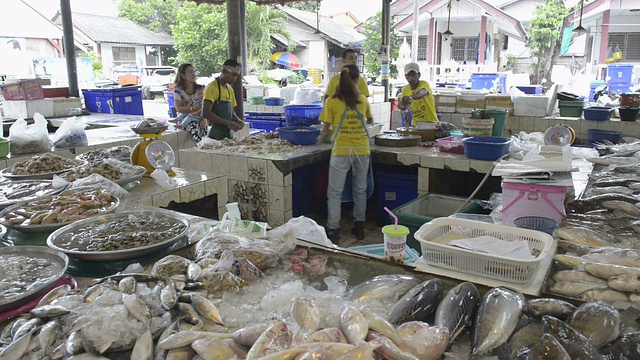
486, 94, 514, 115
3, 99, 54, 119
0, 79, 44, 100
434, 93, 457, 113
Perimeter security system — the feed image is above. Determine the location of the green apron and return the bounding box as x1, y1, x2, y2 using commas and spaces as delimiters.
207, 79, 233, 140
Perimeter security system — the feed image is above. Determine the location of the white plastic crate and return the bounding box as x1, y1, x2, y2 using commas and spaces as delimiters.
415, 218, 553, 284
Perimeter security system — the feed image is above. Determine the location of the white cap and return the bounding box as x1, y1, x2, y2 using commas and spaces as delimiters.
404, 62, 420, 75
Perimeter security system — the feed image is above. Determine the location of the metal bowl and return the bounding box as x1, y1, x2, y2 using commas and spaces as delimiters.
0, 179, 65, 210
131, 125, 168, 135
47, 210, 190, 261
0, 159, 87, 180
115, 165, 147, 185
0, 190, 120, 233
0, 246, 69, 312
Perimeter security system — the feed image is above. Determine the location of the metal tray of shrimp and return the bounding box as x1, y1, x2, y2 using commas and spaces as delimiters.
0, 159, 87, 180
0, 246, 69, 312
0, 188, 120, 233
0, 179, 65, 210
47, 210, 190, 261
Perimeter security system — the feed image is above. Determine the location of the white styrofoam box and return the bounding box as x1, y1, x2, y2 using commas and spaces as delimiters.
456, 94, 487, 113
279, 86, 298, 104
264, 85, 281, 98
435, 93, 458, 113
514, 95, 553, 117
51, 97, 82, 117
3, 99, 54, 119
245, 85, 265, 98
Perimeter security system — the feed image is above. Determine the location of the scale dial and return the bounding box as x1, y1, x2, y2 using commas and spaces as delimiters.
144, 140, 175, 171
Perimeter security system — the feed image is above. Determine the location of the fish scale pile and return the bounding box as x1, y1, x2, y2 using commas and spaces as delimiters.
547, 141, 640, 304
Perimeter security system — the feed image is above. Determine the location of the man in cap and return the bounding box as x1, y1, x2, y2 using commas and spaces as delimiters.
399, 62, 438, 126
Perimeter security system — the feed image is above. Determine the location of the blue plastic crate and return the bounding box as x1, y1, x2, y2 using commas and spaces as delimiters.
348, 244, 420, 263
606, 64, 634, 84
244, 118, 283, 132
470, 73, 506, 93
283, 105, 323, 126
608, 83, 634, 96
82, 86, 143, 115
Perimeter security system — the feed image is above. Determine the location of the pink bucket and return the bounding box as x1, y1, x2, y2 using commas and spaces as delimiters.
500, 182, 567, 225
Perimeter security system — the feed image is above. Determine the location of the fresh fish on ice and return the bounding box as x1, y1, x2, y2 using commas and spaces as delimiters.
434, 282, 479, 347
387, 278, 443, 325
567, 300, 621, 348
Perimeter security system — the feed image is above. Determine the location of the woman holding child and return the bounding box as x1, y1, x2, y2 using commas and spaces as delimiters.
172, 63, 207, 143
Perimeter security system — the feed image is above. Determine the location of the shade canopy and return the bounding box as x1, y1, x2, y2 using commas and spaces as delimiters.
270, 52, 301, 68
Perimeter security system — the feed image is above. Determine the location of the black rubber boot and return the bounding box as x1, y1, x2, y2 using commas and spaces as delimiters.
351, 221, 365, 240
326, 228, 341, 243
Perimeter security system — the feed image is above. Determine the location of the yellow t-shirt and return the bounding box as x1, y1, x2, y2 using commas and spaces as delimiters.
321, 95, 372, 157
203, 79, 237, 107
402, 80, 438, 125
326, 75, 370, 98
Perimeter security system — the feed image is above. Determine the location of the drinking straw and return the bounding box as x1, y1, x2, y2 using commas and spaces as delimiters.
384, 207, 398, 230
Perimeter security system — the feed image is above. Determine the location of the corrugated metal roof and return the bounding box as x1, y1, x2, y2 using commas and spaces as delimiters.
279, 7, 365, 47
0, 0, 62, 39
69, 13, 173, 46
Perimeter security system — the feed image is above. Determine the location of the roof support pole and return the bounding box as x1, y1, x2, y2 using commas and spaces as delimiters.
428, 17, 436, 65
227, 0, 245, 120
411, 0, 419, 62
479, 15, 487, 65
382, 0, 392, 102
60, 0, 79, 97
598, 10, 610, 66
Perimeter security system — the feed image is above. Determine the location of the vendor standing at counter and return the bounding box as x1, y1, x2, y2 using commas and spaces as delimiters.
202, 59, 245, 140
399, 62, 438, 126
318, 64, 373, 242
325, 49, 370, 100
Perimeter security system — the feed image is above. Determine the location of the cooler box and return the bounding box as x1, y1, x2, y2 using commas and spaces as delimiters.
500, 181, 567, 225
606, 64, 634, 84
376, 171, 418, 226
82, 86, 144, 115
392, 193, 483, 254
515, 85, 542, 95
589, 80, 607, 102
608, 83, 634, 96
470, 73, 507, 93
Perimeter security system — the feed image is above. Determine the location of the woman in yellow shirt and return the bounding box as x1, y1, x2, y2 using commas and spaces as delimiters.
317, 64, 373, 242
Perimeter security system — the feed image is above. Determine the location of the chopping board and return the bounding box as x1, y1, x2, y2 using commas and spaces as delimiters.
396, 127, 447, 141
374, 134, 421, 147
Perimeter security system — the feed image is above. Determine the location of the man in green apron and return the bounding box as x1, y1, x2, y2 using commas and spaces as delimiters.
202, 59, 244, 140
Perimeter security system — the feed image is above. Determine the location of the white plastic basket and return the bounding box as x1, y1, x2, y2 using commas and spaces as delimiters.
415, 218, 553, 284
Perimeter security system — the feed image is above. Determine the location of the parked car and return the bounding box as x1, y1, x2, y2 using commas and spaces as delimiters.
140, 66, 177, 100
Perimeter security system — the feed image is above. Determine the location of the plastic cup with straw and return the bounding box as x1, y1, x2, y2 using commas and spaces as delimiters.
382, 207, 410, 263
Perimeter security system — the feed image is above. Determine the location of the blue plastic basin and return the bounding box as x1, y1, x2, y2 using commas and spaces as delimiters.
583, 106, 614, 121
462, 136, 512, 161
278, 126, 320, 145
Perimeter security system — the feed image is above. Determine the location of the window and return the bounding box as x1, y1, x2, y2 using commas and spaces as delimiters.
608, 33, 640, 61
406, 36, 429, 61
112, 47, 136, 66
451, 37, 478, 62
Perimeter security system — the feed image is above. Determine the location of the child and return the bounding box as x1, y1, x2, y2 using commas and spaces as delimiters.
176, 85, 207, 143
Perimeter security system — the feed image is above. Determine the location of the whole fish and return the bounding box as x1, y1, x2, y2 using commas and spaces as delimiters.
232, 323, 273, 347
0, 329, 35, 360
12, 318, 42, 340
157, 331, 232, 350
363, 311, 402, 346
525, 298, 576, 320
541, 315, 600, 359
579, 288, 629, 302
165, 345, 194, 360
584, 247, 640, 267
30, 304, 70, 318
118, 276, 137, 294
554, 226, 612, 248
339, 305, 368, 345
526, 333, 570, 360
123, 293, 152, 324
609, 274, 640, 292
176, 303, 201, 325
155, 320, 179, 360
501, 322, 542, 359
36, 284, 72, 307
566, 193, 640, 213
306, 328, 348, 344
590, 186, 635, 195
245, 320, 290, 359
336, 341, 377, 360
592, 177, 640, 187
588, 157, 640, 166
131, 329, 153, 360
387, 279, 443, 325
605, 217, 637, 228
161, 280, 179, 310
366, 332, 418, 360
345, 274, 421, 301
547, 280, 606, 298
551, 270, 607, 284
190, 293, 224, 326
603, 200, 640, 217
599, 331, 640, 360
585, 262, 640, 279
290, 296, 321, 345
556, 239, 592, 256
38, 320, 61, 356
394, 324, 449, 360
471, 287, 524, 358
191, 337, 236, 360
434, 281, 479, 347
553, 254, 586, 268
567, 301, 621, 349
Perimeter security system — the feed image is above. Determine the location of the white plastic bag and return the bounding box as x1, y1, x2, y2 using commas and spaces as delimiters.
52, 116, 88, 148
291, 86, 323, 105
150, 169, 178, 189
69, 173, 130, 209
9, 113, 52, 155
268, 216, 336, 249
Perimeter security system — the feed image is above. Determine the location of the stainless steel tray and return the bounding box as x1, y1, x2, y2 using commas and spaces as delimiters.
0, 192, 120, 233
131, 125, 168, 135
115, 165, 147, 185
0, 246, 69, 312
47, 210, 190, 261
0, 180, 65, 210
0, 159, 87, 180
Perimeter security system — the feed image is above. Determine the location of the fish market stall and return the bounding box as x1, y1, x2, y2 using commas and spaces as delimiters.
0, 207, 636, 359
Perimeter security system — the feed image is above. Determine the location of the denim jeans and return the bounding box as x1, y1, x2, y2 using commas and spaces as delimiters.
326, 154, 370, 230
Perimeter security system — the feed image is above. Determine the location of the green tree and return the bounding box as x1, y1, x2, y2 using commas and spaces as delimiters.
81, 51, 104, 79
285, 1, 318, 13
528, 0, 568, 85
171, 2, 228, 77
362, 11, 400, 80
246, 3, 291, 71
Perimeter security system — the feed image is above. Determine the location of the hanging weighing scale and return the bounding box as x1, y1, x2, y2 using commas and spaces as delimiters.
130, 125, 175, 177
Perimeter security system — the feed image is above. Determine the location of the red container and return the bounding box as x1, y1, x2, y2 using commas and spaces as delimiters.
436, 136, 465, 154
42, 86, 70, 98
620, 93, 640, 108
0, 79, 44, 100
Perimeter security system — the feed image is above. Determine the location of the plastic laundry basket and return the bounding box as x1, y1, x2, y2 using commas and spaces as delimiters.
514, 216, 558, 235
